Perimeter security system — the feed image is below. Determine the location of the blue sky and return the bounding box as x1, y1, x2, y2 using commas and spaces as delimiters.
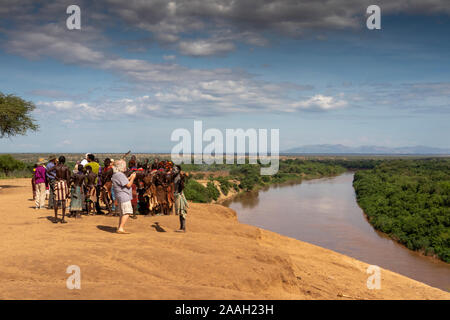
0, 1, 449, 153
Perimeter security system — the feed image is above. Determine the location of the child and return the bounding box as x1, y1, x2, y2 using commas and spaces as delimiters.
85, 165, 97, 215
69, 164, 85, 218
137, 180, 149, 215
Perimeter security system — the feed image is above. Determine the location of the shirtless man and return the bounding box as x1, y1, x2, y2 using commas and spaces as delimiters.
155, 164, 169, 215
101, 158, 114, 215
85, 165, 97, 215
53, 156, 71, 223
151, 158, 159, 171
165, 165, 175, 214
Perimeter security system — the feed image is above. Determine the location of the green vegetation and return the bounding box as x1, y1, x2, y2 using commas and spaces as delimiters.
353, 159, 450, 262
206, 181, 220, 201
184, 159, 349, 201
0, 154, 32, 178
184, 179, 210, 203
216, 176, 231, 195
0, 92, 38, 138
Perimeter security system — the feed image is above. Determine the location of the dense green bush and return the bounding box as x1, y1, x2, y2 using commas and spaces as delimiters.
184, 179, 210, 203
206, 181, 220, 201
0, 154, 30, 177
193, 173, 204, 179
216, 176, 231, 195
353, 159, 450, 262
184, 179, 222, 202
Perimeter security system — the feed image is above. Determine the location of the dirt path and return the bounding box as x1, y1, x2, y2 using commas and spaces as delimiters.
0, 178, 448, 299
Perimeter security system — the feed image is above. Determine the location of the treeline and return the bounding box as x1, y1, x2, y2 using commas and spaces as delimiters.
353, 159, 450, 262
183, 159, 349, 203
0, 154, 78, 179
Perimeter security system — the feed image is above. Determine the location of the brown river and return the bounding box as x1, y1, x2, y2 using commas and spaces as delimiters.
223, 172, 450, 292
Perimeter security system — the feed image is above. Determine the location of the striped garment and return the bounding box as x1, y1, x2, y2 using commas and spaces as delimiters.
54, 180, 69, 201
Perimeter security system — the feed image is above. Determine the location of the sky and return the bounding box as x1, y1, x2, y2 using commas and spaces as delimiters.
0, 0, 449, 153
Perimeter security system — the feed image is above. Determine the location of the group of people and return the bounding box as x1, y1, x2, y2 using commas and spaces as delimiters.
31, 154, 188, 234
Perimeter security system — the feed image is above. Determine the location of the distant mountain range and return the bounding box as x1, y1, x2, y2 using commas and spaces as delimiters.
284, 144, 450, 155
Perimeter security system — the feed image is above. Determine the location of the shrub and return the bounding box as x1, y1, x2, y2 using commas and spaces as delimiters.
193, 173, 204, 179
206, 181, 220, 201
216, 176, 231, 195
0, 154, 28, 176
184, 179, 210, 203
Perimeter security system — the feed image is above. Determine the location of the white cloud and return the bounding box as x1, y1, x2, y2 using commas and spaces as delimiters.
39, 100, 76, 110
178, 39, 235, 56
38, 88, 348, 119
5, 1, 447, 120
292, 94, 348, 111
2, 0, 450, 58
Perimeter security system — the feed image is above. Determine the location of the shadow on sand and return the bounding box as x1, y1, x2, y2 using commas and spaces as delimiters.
151, 222, 166, 232
46, 216, 59, 223
0, 185, 20, 189
97, 225, 117, 233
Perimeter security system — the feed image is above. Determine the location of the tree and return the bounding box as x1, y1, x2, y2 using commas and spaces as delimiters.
0, 154, 26, 176
0, 92, 38, 138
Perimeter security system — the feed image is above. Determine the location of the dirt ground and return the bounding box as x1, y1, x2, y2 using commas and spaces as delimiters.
0, 178, 448, 300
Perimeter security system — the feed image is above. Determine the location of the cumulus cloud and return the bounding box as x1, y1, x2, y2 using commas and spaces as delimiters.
178, 39, 235, 56
37, 88, 348, 119
100, 0, 450, 50
3, 0, 450, 57
3, 23, 242, 86
3, 1, 449, 120
6, 22, 330, 118
291, 94, 348, 111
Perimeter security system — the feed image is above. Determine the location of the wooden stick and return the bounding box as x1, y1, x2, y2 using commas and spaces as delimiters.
120, 150, 131, 160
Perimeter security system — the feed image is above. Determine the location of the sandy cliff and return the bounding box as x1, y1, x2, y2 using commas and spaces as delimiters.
0, 178, 448, 299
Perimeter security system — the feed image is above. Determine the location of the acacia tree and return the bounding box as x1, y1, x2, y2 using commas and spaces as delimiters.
0, 92, 39, 138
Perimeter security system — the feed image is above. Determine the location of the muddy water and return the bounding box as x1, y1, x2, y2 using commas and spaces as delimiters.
224, 172, 450, 292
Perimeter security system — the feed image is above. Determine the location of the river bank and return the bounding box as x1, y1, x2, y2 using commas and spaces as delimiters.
220, 169, 449, 265
225, 173, 450, 291
0, 178, 448, 299
209, 172, 340, 204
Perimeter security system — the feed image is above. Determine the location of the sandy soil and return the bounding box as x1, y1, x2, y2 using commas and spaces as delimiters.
0, 178, 448, 300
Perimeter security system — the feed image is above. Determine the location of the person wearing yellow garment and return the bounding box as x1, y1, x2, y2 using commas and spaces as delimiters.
85, 154, 99, 176
85, 154, 101, 214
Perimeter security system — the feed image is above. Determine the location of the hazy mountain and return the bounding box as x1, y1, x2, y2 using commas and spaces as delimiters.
284, 144, 450, 155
